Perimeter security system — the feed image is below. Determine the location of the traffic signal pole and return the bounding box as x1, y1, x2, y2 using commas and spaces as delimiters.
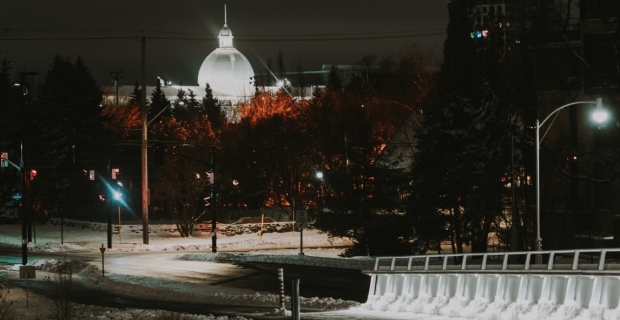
21, 137, 27, 265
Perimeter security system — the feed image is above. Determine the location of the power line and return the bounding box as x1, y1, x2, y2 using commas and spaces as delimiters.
1, 32, 444, 43
0, 36, 136, 41
2, 27, 445, 37
152, 32, 445, 42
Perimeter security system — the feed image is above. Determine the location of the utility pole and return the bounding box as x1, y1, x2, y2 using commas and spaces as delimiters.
109, 71, 125, 105
141, 37, 149, 244
211, 146, 216, 253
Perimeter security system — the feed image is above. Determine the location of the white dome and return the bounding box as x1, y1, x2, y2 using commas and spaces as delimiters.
197, 48, 254, 98
197, 21, 254, 98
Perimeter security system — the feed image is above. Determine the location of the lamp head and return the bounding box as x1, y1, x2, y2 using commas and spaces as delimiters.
592, 97, 608, 123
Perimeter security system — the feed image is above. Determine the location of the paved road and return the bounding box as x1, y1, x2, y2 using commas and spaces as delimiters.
0, 249, 371, 318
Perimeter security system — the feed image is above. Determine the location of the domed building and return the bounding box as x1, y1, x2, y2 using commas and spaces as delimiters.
197, 12, 254, 99
102, 8, 322, 107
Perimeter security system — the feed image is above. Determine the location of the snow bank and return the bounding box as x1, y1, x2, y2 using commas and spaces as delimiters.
8, 258, 90, 273
178, 252, 375, 270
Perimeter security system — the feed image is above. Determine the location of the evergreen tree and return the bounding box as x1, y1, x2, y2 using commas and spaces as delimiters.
33, 55, 104, 218
203, 83, 222, 129
407, 0, 518, 253
150, 78, 170, 118
128, 81, 142, 106
0, 59, 13, 97
325, 65, 342, 92
303, 81, 408, 256
0, 58, 21, 219
186, 89, 201, 116
173, 87, 189, 120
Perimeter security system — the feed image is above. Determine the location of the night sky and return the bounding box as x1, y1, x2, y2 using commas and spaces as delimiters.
1, 0, 448, 86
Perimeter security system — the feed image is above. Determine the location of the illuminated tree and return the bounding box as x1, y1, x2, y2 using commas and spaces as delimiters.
150, 115, 216, 236
219, 91, 306, 210
237, 91, 299, 124
101, 104, 141, 138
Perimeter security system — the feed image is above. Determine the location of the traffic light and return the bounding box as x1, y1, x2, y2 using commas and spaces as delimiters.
205, 172, 214, 185
29, 169, 37, 180
1, 152, 7, 168
203, 197, 211, 207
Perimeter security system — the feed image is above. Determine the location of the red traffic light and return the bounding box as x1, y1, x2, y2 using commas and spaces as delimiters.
30, 169, 37, 180
1, 152, 8, 168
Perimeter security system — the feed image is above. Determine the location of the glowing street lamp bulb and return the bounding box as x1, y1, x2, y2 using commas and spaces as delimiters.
316, 172, 324, 179
114, 192, 122, 200
592, 99, 608, 123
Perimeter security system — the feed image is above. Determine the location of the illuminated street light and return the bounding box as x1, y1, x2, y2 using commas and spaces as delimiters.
316, 171, 324, 179
535, 98, 607, 258
113, 191, 122, 201
592, 102, 608, 123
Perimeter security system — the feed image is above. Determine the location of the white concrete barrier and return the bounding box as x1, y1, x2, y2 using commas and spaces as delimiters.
364, 249, 620, 318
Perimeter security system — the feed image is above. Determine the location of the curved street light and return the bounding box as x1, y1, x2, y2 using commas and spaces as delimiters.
535, 98, 607, 256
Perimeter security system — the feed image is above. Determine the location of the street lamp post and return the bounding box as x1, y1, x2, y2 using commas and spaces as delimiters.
535, 98, 607, 258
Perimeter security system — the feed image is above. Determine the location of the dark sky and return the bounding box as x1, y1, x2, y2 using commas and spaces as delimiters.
1, 0, 449, 86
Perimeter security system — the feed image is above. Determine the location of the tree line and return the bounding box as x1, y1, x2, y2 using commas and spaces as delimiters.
7, 0, 608, 256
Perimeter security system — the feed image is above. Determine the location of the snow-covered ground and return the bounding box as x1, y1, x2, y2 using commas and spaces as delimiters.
0, 219, 352, 253
0, 220, 391, 320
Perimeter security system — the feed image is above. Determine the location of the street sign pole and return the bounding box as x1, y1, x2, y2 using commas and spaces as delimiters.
296, 211, 307, 256
99, 244, 106, 277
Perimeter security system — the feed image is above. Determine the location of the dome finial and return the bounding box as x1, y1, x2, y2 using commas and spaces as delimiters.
218, 5, 233, 48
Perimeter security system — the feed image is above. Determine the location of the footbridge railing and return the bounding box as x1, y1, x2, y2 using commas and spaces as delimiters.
367, 248, 620, 274
361, 249, 620, 315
